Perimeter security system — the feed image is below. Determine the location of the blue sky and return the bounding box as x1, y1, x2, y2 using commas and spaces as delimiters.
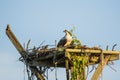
0, 0, 120, 80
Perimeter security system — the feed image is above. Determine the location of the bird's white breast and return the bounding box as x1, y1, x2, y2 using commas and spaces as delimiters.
64, 32, 72, 46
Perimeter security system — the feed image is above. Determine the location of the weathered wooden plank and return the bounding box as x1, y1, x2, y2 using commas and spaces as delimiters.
6, 24, 27, 56
109, 54, 119, 61
66, 49, 120, 55
91, 55, 110, 80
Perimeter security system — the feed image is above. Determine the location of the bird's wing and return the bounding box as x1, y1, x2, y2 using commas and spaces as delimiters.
57, 37, 67, 47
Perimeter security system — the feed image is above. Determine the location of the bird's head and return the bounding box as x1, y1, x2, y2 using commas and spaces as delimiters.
63, 30, 72, 36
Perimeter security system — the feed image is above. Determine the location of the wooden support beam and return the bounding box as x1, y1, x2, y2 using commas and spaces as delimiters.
91, 55, 110, 80
30, 66, 45, 80
66, 49, 120, 55
6, 24, 27, 57
65, 59, 69, 80
82, 67, 86, 80
65, 51, 70, 80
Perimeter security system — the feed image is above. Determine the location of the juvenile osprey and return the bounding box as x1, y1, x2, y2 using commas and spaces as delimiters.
57, 30, 72, 47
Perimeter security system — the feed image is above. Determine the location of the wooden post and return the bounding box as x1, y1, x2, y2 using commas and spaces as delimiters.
6, 24, 27, 57
82, 66, 86, 80
91, 55, 110, 80
65, 51, 70, 80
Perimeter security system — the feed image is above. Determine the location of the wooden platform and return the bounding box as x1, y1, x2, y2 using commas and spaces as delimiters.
6, 25, 120, 80
26, 48, 119, 67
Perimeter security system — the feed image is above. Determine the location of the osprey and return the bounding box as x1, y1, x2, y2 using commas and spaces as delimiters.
57, 30, 72, 47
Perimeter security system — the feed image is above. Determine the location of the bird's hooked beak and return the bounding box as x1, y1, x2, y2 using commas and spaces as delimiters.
63, 30, 67, 32
63, 30, 72, 36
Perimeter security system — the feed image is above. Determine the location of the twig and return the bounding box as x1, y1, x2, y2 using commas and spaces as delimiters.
26, 40, 31, 51
112, 44, 117, 51
108, 64, 117, 72
36, 40, 45, 50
